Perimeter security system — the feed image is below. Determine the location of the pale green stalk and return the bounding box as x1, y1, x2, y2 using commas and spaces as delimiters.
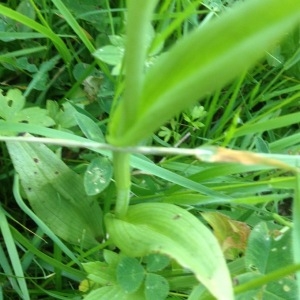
118, 0, 159, 134
234, 264, 300, 295
0, 208, 30, 300
113, 152, 131, 218
112, 0, 158, 217
293, 168, 300, 296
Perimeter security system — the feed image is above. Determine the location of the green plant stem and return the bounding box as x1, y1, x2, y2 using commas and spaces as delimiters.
272, 213, 293, 228
113, 152, 131, 218
105, 0, 115, 35
116, 0, 158, 137
234, 263, 300, 295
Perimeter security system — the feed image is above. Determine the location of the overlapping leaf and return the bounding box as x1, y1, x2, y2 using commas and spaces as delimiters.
6, 139, 103, 248
105, 203, 234, 300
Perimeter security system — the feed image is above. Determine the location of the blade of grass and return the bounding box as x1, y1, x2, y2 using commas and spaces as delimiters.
10, 227, 85, 282
0, 4, 72, 64
234, 111, 300, 138
0, 242, 22, 297
28, 0, 52, 29
293, 165, 300, 295
0, 32, 46, 40
0, 46, 47, 59
0, 207, 30, 300
51, 0, 95, 53
149, 0, 202, 60
51, 0, 111, 78
270, 133, 300, 152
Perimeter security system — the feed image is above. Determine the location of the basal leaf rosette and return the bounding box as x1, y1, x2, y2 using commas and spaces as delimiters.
105, 202, 234, 300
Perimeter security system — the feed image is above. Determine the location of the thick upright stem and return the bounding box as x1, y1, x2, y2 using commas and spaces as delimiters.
111, 0, 159, 139
110, 1, 158, 217
113, 152, 131, 218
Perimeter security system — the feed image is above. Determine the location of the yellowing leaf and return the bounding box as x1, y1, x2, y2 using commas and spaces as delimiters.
202, 212, 250, 260
197, 146, 297, 172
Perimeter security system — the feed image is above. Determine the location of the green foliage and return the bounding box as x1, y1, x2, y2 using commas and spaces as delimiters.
0, 0, 299, 299
158, 105, 207, 144
80, 251, 170, 300
107, 0, 300, 146
236, 222, 297, 298
84, 157, 113, 196
6, 138, 104, 248
117, 257, 145, 293
0, 89, 54, 127
106, 202, 233, 299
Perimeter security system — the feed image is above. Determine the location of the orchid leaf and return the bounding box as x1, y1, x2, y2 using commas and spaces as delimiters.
105, 203, 234, 300
6, 138, 103, 248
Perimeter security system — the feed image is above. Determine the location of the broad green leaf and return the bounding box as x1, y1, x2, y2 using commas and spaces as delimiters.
56, 102, 78, 129
108, 0, 300, 145
16, 107, 55, 126
234, 272, 263, 300
74, 112, 105, 142
105, 203, 233, 300
93, 45, 124, 66
144, 254, 170, 272
144, 273, 169, 300
103, 249, 120, 267
0, 89, 25, 119
82, 261, 116, 286
84, 285, 144, 300
245, 222, 293, 274
116, 257, 145, 293
234, 272, 297, 299
202, 211, 250, 260
0, 89, 55, 127
6, 139, 103, 248
264, 278, 297, 300
16, 0, 35, 32
84, 157, 113, 196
